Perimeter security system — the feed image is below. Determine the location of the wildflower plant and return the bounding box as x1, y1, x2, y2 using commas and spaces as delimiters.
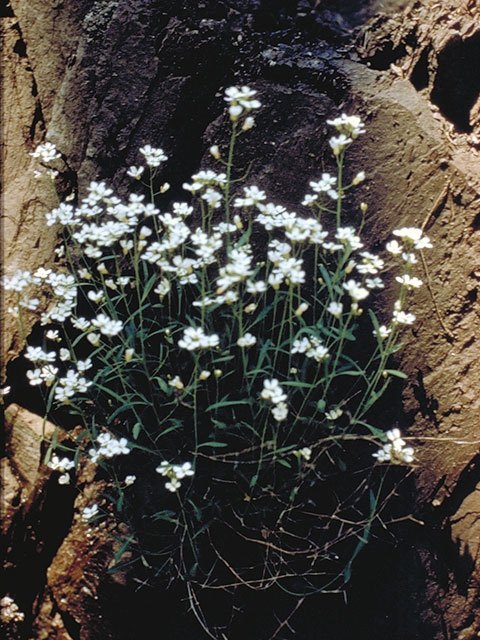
2, 86, 431, 636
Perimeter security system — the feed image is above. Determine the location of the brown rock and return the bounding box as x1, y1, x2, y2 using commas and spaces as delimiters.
3, 0, 480, 638
4, 403, 55, 486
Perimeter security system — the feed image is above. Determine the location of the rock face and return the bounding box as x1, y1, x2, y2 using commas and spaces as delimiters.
2, 0, 480, 638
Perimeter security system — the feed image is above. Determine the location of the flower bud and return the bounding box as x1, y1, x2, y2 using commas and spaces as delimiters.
242, 116, 255, 131
352, 171, 365, 185
295, 302, 309, 317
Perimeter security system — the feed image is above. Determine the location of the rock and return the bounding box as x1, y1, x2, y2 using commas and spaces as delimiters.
0, 457, 21, 536
4, 404, 55, 486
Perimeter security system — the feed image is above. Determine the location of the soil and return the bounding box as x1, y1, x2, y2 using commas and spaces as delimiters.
2, 0, 480, 638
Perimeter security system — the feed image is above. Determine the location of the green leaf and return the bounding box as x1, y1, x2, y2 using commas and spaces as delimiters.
133, 422, 141, 440
277, 459, 292, 469
198, 441, 227, 448
153, 377, 170, 394
111, 534, 137, 567
383, 369, 408, 379
151, 510, 179, 524
281, 380, 312, 389
206, 399, 251, 412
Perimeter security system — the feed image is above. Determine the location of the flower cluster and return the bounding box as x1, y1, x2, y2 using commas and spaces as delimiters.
261, 379, 288, 422
178, 327, 220, 351
291, 336, 329, 363
1, 87, 432, 623
372, 428, 414, 464
224, 86, 261, 126
156, 461, 194, 492
47, 454, 75, 485
89, 432, 130, 463
30, 141, 61, 163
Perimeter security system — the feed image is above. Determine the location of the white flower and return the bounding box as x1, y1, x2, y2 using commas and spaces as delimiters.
41, 365, 58, 386
156, 460, 194, 492
327, 301, 343, 318
71, 317, 91, 331
139, 145, 168, 167
224, 86, 261, 116
199, 370, 211, 380
87, 333, 101, 347
178, 327, 220, 351
325, 408, 343, 420
26, 369, 43, 386
343, 279, 369, 302
76, 358, 93, 372
82, 504, 99, 522
234, 185, 266, 207
335, 227, 363, 250
124, 475, 136, 486
30, 142, 61, 163
237, 333, 257, 348
127, 166, 145, 179
89, 432, 131, 461
246, 280, 267, 295
261, 379, 287, 405
91, 313, 123, 337
48, 455, 74, 483
229, 104, 243, 119
327, 114, 365, 138
271, 402, 288, 422
201, 188, 222, 209
373, 325, 391, 339
309, 173, 337, 200
48, 455, 75, 472
392, 227, 432, 250
365, 277, 384, 289
373, 428, 415, 464
165, 478, 182, 492
329, 134, 352, 155
87, 290, 104, 303
395, 274, 423, 289
173, 462, 194, 479
34, 267, 52, 279
392, 310, 416, 325
302, 194, 318, 206
25, 346, 56, 363
356, 251, 384, 274
156, 461, 173, 476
